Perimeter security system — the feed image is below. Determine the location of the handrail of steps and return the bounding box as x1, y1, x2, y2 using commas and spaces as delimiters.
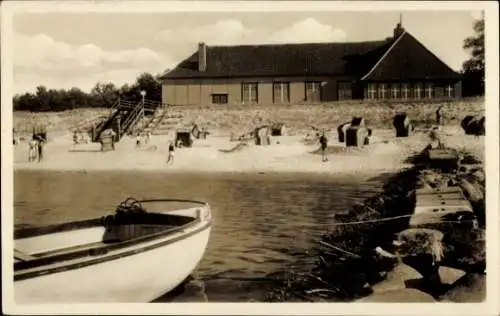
120, 101, 144, 138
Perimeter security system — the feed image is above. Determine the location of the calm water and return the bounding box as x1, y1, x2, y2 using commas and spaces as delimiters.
14, 170, 390, 302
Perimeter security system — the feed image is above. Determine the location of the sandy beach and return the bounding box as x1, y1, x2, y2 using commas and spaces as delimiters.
13, 125, 484, 174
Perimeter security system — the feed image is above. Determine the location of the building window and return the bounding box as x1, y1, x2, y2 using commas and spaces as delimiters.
367, 83, 377, 100
305, 81, 322, 102
446, 84, 455, 98
413, 83, 423, 100
338, 82, 352, 100
378, 83, 387, 99
391, 83, 400, 99
273, 82, 290, 103
425, 83, 434, 99
401, 83, 410, 100
211, 94, 228, 104
242, 82, 258, 103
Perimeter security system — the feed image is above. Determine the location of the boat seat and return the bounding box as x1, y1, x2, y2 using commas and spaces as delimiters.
32, 241, 108, 258
34, 225, 176, 258
14, 249, 37, 261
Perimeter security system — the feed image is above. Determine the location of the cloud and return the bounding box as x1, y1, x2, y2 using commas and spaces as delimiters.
13, 33, 175, 93
267, 18, 347, 43
154, 18, 347, 46
14, 18, 346, 93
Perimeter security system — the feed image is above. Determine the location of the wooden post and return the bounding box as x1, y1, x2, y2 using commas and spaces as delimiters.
117, 117, 121, 141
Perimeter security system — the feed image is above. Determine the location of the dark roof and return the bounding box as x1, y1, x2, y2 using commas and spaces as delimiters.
161, 30, 460, 81
161, 39, 394, 79
361, 32, 461, 81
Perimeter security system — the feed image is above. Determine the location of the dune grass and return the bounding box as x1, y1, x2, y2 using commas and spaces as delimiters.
13, 98, 484, 136
13, 108, 110, 136
169, 98, 484, 135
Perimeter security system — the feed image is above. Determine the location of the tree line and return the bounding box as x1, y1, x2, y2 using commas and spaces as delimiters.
461, 16, 484, 97
13, 72, 163, 112
13, 16, 485, 112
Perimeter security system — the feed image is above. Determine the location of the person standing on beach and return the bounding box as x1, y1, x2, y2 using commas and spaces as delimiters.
135, 133, 141, 148
319, 132, 328, 162
166, 141, 175, 165
435, 106, 444, 126
28, 137, 38, 162
36, 135, 45, 162
13, 128, 18, 145
73, 130, 79, 145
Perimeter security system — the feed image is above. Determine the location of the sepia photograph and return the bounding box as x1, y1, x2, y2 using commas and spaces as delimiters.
1, 1, 499, 315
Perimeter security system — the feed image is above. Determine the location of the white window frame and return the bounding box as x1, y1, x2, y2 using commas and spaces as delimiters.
367, 84, 377, 100
242, 83, 258, 103
446, 84, 454, 98
414, 84, 422, 100
273, 82, 290, 103
425, 83, 434, 99
391, 85, 399, 99
378, 83, 387, 99
402, 84, 410, 100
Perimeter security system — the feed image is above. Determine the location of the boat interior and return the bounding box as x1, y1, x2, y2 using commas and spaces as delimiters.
14, 198, 204, 270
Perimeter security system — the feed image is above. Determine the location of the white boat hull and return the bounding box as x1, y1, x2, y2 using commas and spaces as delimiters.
15, 207, 212, 303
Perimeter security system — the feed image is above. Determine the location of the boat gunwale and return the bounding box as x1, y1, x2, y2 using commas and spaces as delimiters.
14, 199, 209, 239
14, 219, 212, 282
14, 199, 211, 280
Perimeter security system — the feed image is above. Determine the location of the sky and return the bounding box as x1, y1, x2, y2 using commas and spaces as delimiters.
11, 9, 482, 94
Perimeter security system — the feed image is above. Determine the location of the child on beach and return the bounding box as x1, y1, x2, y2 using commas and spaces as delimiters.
428, 126, 443, 149
73, 130, 78, 145
435, 106, 444, 126
135, 133, 141, 148
166, 141, 175, 165
319, 132, 328, 162
28, 137, 38, 162
36, 136, 45, 162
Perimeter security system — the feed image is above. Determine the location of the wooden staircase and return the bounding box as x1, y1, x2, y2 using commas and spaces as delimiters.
88, 98, 159, 143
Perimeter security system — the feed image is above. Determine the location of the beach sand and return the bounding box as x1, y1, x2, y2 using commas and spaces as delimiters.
13, 125, 484, 174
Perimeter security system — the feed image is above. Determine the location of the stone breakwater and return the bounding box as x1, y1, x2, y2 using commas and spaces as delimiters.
265, 145, 486, 303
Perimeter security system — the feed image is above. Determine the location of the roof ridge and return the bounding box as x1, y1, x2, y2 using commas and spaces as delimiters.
360, 31, 407, 80
206, 39, 391, 49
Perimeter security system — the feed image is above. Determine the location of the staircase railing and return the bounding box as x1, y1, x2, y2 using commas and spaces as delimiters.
120, 101, 144, 138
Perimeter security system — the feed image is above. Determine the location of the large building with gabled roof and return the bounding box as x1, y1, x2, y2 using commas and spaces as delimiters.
160, 23, 462, 106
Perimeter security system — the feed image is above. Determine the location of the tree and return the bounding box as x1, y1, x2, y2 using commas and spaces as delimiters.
66, 87, 89, 110
119, 72, 162, 103
35, 86, 51, 111
462, 14, 485, 96
90, 82, 119, 108
13, 71, 163, 112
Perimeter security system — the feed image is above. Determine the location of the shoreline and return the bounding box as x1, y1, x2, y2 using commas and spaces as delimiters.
265, 142, 486, 303
13, 128, 437, 175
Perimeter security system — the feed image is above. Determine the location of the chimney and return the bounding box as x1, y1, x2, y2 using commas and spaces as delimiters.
393, 23, 405, 38
198, 42, 207, 72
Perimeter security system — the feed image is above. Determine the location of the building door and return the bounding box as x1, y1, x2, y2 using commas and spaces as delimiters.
338, 81, 352, 100
305, 82, 322, 102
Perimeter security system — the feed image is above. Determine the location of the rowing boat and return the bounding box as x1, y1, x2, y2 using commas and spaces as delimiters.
14, 197, 212, 303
